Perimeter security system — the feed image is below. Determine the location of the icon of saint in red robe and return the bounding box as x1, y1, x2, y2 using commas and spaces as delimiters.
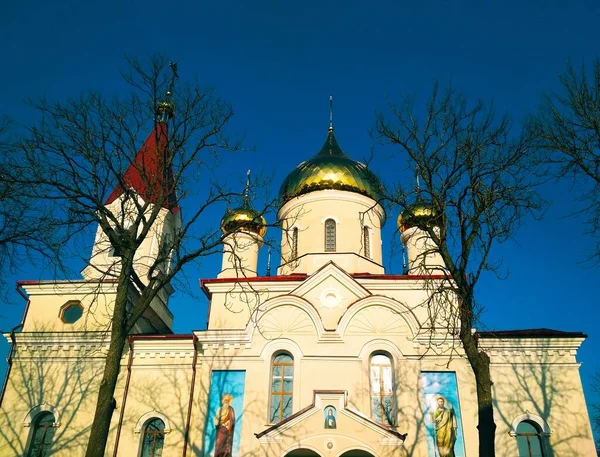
214, 393, 235, 457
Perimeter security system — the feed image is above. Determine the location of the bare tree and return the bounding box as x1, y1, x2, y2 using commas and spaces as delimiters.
529, 60, 600, 259
375, 83, 542, 457
0, 116, 67, 300
2, 56, 271, 457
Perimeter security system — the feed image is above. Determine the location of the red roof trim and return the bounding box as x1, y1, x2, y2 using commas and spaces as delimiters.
105, 122, 179, 213
129, 334, 194, 341
200, 272, 448, 289
352, 273, 451, 280
477, 328, 587, 339
200, 274, 309, 297
200, 272, 451, 299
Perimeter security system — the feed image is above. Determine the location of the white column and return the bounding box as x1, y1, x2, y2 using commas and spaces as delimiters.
218, 231, 263, 278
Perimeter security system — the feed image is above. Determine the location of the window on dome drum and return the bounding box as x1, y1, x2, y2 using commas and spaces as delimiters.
292, 227, 298, 259
516, 420, 545, 457
370, 354, 394, 425
270, 353, 293, 423
363, 226, 370, 258
26, 412, 56, 457
140, 418, 166, 457
59, 300, 83, 324
324, 219, 336, 252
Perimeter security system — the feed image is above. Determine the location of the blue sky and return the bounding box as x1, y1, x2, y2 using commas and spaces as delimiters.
2, 0, 600, 428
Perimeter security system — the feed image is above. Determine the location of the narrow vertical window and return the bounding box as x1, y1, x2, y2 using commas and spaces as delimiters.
324, 219, 336, 252
270, 353, 293, 423
141, 418, 166, 457
291, 227, 298, 260
363, 226, 370, 258
26, 412, 56, 457
370, 354, 394, 425
516, 421, 545, 457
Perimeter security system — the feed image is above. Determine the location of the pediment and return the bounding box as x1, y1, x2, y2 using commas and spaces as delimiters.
290, 262, 370, 330
256, 391, 406, 449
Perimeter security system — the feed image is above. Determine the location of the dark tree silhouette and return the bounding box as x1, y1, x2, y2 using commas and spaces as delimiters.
2, 56, 270, 457
375, 83, 542, 457
529, 60, 600, 259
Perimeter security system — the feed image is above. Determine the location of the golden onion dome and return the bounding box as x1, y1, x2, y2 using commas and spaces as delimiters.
279, 129, 384, 205
220, 205, 267, 238
398, 200, 438, 232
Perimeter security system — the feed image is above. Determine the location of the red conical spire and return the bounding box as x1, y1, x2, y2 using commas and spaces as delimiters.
105, 121, 179, 213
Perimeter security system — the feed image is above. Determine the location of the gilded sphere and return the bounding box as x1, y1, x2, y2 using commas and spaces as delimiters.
279, 130, 384, 204
220, 206, 267, 237
398, 201, 438, 232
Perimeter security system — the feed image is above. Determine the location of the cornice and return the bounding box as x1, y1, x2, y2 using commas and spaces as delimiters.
20, 281, 119, 296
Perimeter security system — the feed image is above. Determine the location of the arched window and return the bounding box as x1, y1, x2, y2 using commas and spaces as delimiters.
270, 353, 294, 423
370, 354, 394, 425
324, 219, 336, 252
291, 227, 298, 260
363, 226, 370, 258
26, 412, 56, 457
516, 420, 545, 457
140, 418, 166, 457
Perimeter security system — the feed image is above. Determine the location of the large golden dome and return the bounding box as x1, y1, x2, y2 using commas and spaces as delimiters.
220, 205, 267, 237
279, 129, 384, 204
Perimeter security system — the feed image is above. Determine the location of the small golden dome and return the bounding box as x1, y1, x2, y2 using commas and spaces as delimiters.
279, 129, 384, 205
398, 201, 438, 232
221, 206, 267, 238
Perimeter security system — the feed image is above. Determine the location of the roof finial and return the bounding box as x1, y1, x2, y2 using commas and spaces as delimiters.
329, 95, 334, 131
415, 164, 422, 200
156, 61, 179, 122
243, 169, 251, 206
266, 246, 272, 277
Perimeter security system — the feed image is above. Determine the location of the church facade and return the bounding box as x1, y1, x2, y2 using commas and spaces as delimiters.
0, 120, 596, 457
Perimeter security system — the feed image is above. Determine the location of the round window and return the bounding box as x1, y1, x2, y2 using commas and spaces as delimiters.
60, 301, 83, 324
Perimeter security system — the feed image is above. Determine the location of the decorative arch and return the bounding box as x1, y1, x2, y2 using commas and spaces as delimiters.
260, 338, 304, 362
338, 295, 420, 337
357, 339, 404, 363
336, 444, 377, 457
134, 411, 172, 434
320, 215, 340, 225
281, 443, 323, 457
247, 295, 325, 340
509, 411, 551, 437
23, 403, 60, 428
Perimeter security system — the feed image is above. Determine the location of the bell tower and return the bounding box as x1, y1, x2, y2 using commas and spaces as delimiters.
82, 63, 182, 284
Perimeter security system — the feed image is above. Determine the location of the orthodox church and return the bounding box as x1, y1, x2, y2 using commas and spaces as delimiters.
0, 107, 596, 457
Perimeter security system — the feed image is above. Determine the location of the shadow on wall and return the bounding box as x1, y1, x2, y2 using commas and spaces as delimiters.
0, 326, 104, 456
493, 341, 594, 457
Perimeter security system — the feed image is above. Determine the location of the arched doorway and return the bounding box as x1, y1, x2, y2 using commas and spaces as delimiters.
285, 449, 321, 457
339, 451, 375, 457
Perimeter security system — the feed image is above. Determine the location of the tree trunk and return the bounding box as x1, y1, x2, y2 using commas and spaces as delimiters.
459, 292, 496, 457
85, 263, 132, 457
85, 330, 126, 457
473, 351, 496, 457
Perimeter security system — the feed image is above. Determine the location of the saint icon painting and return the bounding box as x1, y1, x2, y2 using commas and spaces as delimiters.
204, 370, 246, 457
421, 372, 465, 457
324, 406, 337, 429
214, 394, 235, 457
